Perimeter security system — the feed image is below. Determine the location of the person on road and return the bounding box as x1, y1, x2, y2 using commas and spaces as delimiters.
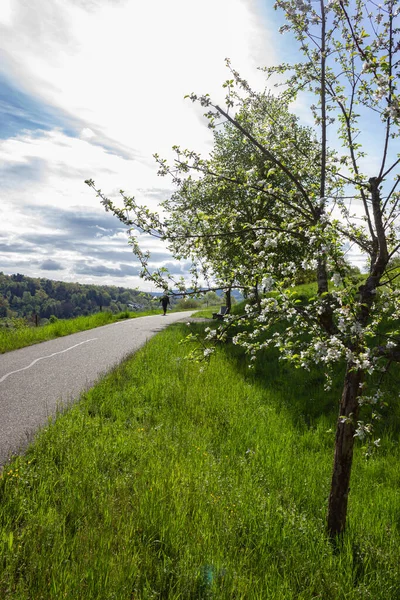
160, 293, 170, 316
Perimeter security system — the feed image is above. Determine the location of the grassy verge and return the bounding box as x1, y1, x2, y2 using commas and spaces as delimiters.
0, 309, 164, 354
0, 287, 318, 354
1, 322, 399, 599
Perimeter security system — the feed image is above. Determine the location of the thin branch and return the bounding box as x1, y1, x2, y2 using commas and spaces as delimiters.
170, 159, 313, 220
213, 103, 318, 218
378, 9, 394, 180
382, 157, 400, 181
379, 270, 400, 287
382, 176, 400, 213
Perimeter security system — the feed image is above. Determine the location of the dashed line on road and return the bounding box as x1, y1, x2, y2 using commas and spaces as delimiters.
0, 338, 98, 384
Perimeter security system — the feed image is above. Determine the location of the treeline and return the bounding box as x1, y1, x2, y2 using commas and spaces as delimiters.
0, 272, 155, 322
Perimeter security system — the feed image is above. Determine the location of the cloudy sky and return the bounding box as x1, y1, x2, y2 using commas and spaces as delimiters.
0, 0, 290, 291
2, 0, 386, 293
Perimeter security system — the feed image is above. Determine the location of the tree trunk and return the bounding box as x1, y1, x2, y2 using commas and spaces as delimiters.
327, 364, 363, 538
253, 284, 262, 312
225, 288, 232, 314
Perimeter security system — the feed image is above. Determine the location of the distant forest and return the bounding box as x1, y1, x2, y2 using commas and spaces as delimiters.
0, 272, 156, 322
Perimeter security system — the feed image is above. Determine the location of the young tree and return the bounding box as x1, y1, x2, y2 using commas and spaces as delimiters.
157, 92, 324, 303
87, 0, 400, 538
219, 0, 400, 537
86, 91, 324, 298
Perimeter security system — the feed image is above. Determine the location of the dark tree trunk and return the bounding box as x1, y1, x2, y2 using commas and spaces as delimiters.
253, 284, 262, 312
225, 288, 232, 314
327, 364, 363, 538
326, 180, 387, 538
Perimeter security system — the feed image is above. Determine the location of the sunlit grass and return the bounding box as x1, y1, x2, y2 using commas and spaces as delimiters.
1, 322, 399, 598
192, 305, 221, 318
0, 309, 161, 354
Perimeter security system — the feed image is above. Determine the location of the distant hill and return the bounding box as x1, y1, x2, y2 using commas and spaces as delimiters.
0, 272, 156, 322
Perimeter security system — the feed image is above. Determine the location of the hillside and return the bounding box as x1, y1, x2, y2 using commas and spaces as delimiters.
0, 272, 155, 322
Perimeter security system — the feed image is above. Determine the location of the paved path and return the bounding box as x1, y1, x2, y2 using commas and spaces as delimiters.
0, 311, 194, 466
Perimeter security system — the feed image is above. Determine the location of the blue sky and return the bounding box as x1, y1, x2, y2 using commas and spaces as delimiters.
0, 74, 78, 140
0, 0, 286, 290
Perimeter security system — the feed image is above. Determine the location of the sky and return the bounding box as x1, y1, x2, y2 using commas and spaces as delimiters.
0, 0, 288, 291
1, 1, 389, 293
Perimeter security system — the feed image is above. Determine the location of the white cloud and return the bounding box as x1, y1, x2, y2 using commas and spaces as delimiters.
0, 130, 173, 289
0, 0, 13, 27
80, 127, 95, 140
1, 0, 276, 157
0, 0, 279, 289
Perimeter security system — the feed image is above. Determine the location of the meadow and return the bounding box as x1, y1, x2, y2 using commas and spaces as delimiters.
1, 316, 399, 599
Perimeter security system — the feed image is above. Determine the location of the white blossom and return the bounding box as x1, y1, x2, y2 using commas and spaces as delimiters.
262, 276, 275, 291
331, 272, 342, 287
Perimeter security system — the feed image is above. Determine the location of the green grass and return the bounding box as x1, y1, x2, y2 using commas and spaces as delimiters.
192, 305, 221, 318
0, 285, 328, 355
291, 281, 318, 299
0, 309, 163, 354
194, 302, 245, 319
1, 322, 399, 599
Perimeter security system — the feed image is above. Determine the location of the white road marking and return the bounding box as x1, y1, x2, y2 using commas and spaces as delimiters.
0, 338, 98, 384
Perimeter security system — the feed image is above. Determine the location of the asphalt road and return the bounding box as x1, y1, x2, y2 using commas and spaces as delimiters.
0, 311, 194, 466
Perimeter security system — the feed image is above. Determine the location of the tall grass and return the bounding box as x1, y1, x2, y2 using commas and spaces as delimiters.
1, 323, 399, 598
0, 310, 160, 354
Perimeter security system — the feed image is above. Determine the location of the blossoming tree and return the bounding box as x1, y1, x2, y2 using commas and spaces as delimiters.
156, 92, 323, 306
87, 0, 400, 537
262, 0, 400, 538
